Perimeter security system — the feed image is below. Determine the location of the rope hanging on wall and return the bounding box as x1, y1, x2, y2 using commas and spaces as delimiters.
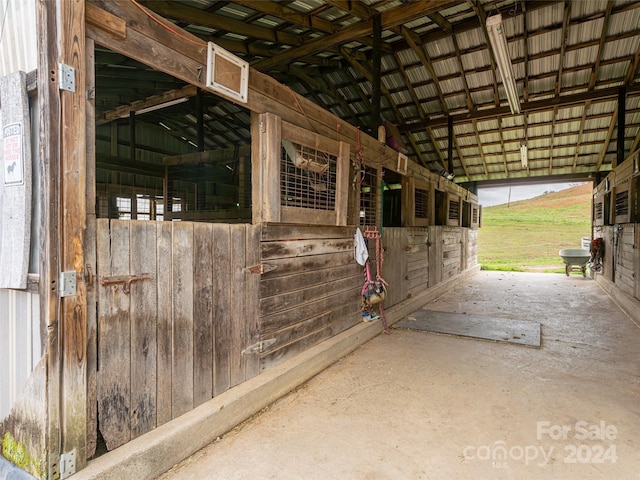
360, 226, 390, 334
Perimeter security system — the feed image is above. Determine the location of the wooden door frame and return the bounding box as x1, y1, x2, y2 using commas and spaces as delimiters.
37, 0, 89, 474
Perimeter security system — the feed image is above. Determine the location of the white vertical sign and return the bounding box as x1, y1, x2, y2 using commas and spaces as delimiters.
3, 123, 24, 186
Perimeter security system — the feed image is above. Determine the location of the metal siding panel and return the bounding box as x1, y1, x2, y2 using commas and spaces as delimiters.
0, 290, 41, 420
0, 0, 37, 76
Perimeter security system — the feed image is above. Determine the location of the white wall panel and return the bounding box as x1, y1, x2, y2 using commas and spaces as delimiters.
0, 289, 41, 420
0, 0, 37, 77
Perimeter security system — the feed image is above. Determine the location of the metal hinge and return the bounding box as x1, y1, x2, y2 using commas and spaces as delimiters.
59, 271, 77, 298
59, 450, 76, 479
243, 263, 276, 275
58, 63, 76, 92
242, 338, 276, 355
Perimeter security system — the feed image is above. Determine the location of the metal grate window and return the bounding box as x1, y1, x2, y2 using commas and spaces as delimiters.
448, 199, 460, 220
472, 207, 479, 224
359, 165, 377, 227
137, 195, 151, 220
280, 139, 337, 210
415, 188, 429, 219
594, 200, 603, 220
615, 190, 629, 217
116, 197, 132, 219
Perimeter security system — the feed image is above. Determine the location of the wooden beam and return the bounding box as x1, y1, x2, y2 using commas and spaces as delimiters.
596, 103, 618, 171
252, 0, 458, 71
323, 0, 373, 20
86, 0, 422, 179
36, 0, 61, 477
143, 0, 303, 46
588, 0, 615, 90
371, 14, 382, 132
471, 119, 489, 176
85, 37, 98, 459
288, 66, 358, 125
401, 84, 640, 131
232, 0, 339, 33
86, 1, 126, 39
60, 0, 88, 470
554, 1, 571, 97
467, 0, 500, 108
401, 26, 449, 115
339, 46, 404, 127
96, 85, 197, 125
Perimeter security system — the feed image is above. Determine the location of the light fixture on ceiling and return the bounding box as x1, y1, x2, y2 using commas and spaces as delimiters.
120, 97, 189, 118
486, 13, 520, 115
520, 141, 528, 168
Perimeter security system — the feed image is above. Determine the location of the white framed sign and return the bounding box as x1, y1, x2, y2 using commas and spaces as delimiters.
206, 42, 249, 103
3, 123, 23, 186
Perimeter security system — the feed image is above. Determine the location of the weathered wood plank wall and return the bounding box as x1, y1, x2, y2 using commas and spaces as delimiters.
378, 226, 475, 308
94, 219, 260, 452
614, 224, 635, 297
405, 229, 430, 300
636, 226, 640, 301
442, 227, 462, 280
467, 229, 478, 268
381, 228, 407, 307
258, 224, 362, 370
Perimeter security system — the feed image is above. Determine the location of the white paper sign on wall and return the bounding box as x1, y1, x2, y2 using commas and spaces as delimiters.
205, 42, 249, 104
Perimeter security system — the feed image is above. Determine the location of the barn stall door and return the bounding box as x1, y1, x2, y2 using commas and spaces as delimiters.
96, 219, 260, 451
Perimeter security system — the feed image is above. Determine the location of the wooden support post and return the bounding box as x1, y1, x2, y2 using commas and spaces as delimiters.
36, 0, 62, 477
85, 37, 98, 459
616, 86, 626, 169
447, 116, 454, 174
59, 0, 88, 470
196, 88, 205, 151
371, 14, 382, 134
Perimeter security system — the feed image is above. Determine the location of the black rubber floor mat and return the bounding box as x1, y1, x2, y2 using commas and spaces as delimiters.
394, 310, 541, 347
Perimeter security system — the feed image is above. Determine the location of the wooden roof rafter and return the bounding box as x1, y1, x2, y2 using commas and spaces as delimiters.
391, 50, 430, 168
338, 46, 404, 129
453, 134, 470, 179
401, 84, 640, 131
548, 106, 558, 176
251, 0, 458, 71
467, 0, 501, 109
554, 1, 572, 97
471, 119, 489, 177
596, 102, 618, 172
588, 0, 615, 91
497, 117, 509, 176
287, 66, 359, 125
522, 1, 530, 102
97, 84, 197, 125
141, 0, 304, 46
572, 101, 591, 173
400, 26, 450, 116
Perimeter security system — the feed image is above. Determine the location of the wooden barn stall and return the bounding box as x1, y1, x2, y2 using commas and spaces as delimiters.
0, 1, 480, 479
591, 149, 640, 317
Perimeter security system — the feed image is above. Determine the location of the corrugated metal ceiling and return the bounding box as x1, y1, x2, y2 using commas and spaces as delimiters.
93, 0, 640, 184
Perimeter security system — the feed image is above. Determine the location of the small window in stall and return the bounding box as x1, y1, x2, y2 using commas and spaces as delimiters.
614, 186, 630, 223
633, 176, 640, 222
461, 201, 471, 227
434, 189, 447, 225
382, 168, 402, 227
359, 164, 379, 228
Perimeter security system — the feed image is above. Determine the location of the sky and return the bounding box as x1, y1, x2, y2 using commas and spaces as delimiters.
478, 182, 589, 207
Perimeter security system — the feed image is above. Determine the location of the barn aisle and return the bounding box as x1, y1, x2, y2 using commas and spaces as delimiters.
157, 270, 640, 480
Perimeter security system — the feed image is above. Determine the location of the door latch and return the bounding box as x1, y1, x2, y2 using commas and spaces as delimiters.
100, 274, 153, 294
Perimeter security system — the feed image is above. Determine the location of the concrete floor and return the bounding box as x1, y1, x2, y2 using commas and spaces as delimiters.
158, 271, 640, 480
